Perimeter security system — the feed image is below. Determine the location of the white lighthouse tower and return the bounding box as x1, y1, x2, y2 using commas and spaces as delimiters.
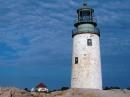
71, 1, 102, 90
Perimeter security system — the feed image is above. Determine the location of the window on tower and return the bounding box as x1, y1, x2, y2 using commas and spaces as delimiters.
87, 39, 92, 46
75, 57, 78, 64
79, 10, 91, 22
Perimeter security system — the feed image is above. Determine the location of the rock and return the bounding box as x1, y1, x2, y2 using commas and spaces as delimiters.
0, 88, 33, 97
0, 88, 130, 97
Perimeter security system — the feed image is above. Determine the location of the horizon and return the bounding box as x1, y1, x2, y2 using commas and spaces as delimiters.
0, 0, 130, 90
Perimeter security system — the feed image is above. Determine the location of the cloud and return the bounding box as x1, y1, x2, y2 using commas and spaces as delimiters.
0, 0, 130, 66
88, 0, 130, 56
0, 0, 74, 66
0, 0, 130, 89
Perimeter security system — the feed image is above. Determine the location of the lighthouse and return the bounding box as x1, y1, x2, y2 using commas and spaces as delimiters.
71, 1, 102, 89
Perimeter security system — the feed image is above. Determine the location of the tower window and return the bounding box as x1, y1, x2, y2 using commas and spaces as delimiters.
75, 57, 78, 64
87, 39, 92, 46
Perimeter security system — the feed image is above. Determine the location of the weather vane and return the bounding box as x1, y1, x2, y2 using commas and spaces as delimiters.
83, 0, 87, 6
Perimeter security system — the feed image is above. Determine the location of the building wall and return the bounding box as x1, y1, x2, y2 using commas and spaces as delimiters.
71, 33, 102, 89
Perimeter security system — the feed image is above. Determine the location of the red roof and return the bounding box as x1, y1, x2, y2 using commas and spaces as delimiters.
36, 83, 47, 88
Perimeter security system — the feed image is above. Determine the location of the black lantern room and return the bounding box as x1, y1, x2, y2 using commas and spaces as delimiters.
74, 2, 97, 27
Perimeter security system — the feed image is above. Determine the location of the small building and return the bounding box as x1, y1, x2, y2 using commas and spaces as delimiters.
31, 83, 48, 92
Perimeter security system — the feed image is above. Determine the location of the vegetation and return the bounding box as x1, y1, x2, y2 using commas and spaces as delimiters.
104, 86, 120, 90
127, 88, 130, 90
61, 87, 69, 91
50, 86, 69, 92
24, 88, 30, 92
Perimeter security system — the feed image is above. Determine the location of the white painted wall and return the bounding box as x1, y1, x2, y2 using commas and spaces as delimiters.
71, 33, 102, 89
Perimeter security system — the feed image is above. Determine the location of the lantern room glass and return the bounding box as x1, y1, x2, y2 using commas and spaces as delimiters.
78, 10, 93, 22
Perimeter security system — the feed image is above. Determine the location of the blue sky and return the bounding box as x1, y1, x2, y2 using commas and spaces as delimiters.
0, 0, 130, 90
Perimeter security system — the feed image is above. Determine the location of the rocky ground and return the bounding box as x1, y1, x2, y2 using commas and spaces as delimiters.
0, 88, 130, 97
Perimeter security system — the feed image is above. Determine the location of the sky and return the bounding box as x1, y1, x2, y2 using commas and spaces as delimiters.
0, 0, 130, 90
